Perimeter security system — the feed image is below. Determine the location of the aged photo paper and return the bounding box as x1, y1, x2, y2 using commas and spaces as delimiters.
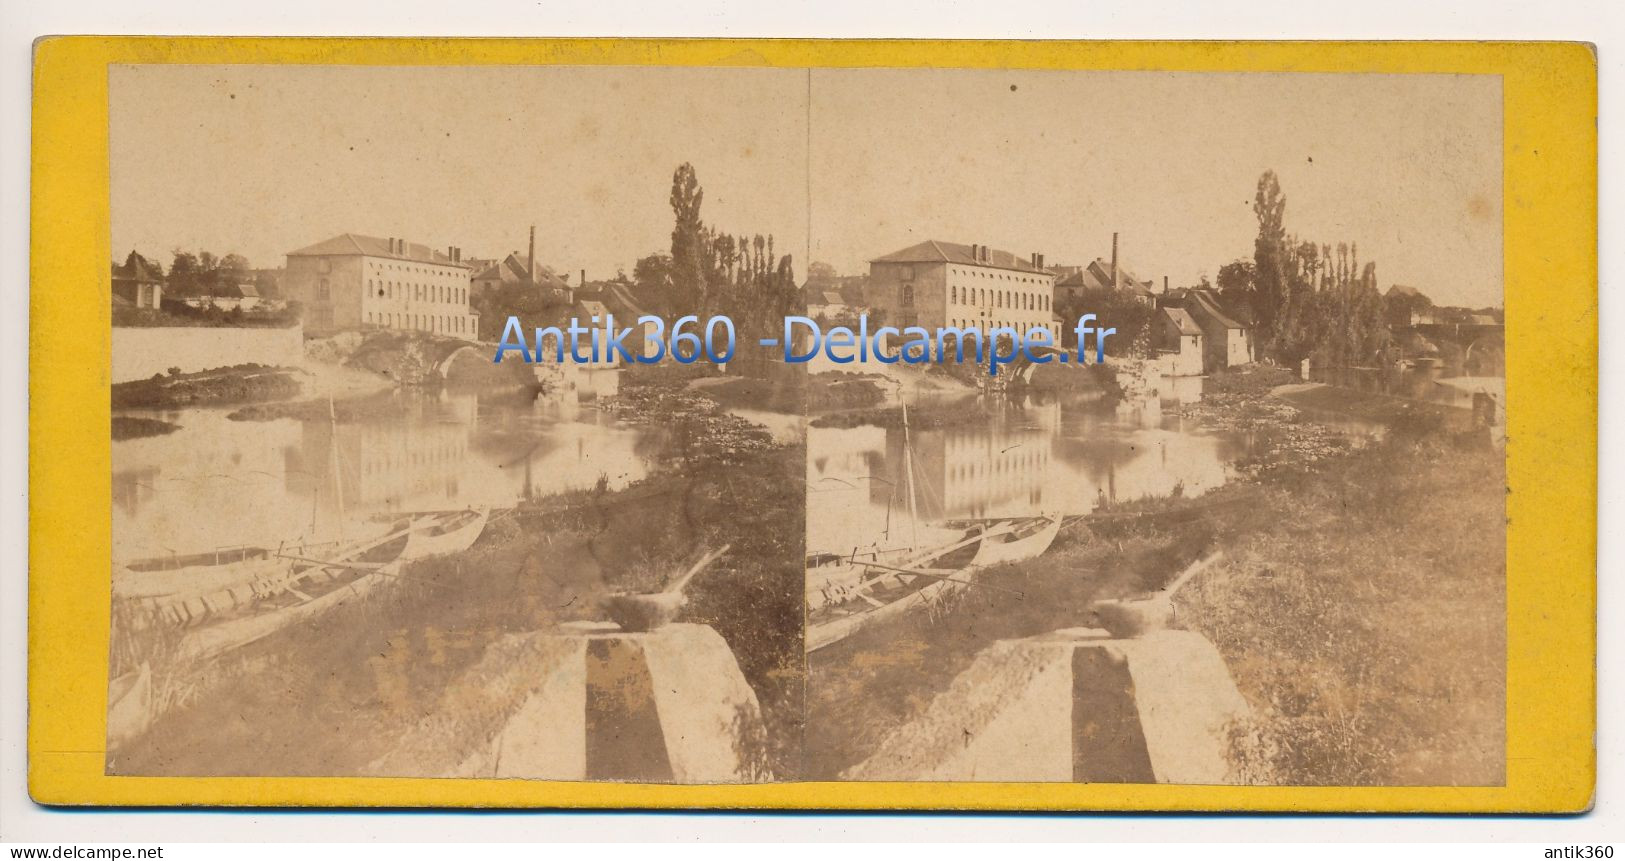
105, 63, 1504, 787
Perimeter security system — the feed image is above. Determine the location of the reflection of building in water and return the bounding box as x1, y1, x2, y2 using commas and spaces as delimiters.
1158, 374, 1206, 407
807, 425, 887, 485
872, 421, 1056, 521
289, 407, 473, 515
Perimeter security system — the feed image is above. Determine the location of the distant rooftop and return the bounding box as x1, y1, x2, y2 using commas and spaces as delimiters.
287, 233, 469, 268
871, 240, 1050, 275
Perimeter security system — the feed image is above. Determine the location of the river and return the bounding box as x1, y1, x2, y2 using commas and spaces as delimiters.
807, 377, 1248, 560
112, 384, 664, 563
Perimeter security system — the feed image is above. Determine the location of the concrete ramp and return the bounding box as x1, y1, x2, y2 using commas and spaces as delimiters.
473, 621, 766, 783
848, 627, 1249, 784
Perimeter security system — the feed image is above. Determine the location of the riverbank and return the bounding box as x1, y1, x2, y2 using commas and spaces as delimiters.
110, 416, 180, 441
807, 364, 1505, 785
111, 363, 304, 410
112, 361, 808, 781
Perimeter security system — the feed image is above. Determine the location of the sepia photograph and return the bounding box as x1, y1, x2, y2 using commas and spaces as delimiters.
797, 69, 1506, 786
104, 63, 1504, 787
106, 65, 810, 782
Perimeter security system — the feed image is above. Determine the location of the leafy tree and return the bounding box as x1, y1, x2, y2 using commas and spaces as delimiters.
669, 163, 709, 313
219, 253, 251, 276
1384, 288, 1434, 326
805, 261, 838, 283
1216, 259, 1255, 321
1251, 170, 1290, 355
168, 250, 201, 297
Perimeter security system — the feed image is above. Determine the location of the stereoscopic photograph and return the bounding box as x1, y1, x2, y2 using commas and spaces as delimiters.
105, 64, 1504, 787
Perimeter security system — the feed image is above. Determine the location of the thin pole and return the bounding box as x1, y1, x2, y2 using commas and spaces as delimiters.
901, 392, 920, 550
328, 395, 346, 537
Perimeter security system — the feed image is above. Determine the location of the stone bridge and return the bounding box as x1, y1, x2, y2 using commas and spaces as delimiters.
1392, 321, 1504, 370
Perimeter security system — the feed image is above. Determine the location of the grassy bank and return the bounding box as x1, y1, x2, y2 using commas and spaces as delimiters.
808, 365, 1505, 785
113, 362, 807, 781
112, 363, 303, 410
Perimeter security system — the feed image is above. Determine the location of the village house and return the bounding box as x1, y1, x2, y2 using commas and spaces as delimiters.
1153, 306, 1205, 377
111, 251, 164, 310
867, 240, 1060, 344
1161, 287, 1254, 372
801, 272, 870, 320
471, 226, 573, 306
183, 279, 263, 312
1051, 234, 1157, 307
283, 233, 480, 338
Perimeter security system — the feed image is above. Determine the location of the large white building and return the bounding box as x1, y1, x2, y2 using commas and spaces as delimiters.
284, 233, 480, 338
867, 240, 1060, 344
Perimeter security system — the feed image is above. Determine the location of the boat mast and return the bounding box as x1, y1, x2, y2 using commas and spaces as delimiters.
901, 391, 920, 550
328, 395, 346, 538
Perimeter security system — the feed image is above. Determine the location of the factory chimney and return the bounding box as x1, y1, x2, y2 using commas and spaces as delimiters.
527, 225, 537, 286
1111, 232, 1119, 289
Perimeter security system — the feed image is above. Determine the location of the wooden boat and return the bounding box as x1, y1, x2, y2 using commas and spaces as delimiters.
968, 514, 1062, 568
106, 663, 153, 746
177, 561, 401, 664
807, 514, 1063, 653
807, 521, 1018, 652
117, 544, 327, 628
400, 506, 489, 561
114, 526, 410, 629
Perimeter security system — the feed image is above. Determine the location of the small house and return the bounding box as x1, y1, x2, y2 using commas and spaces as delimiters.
111, 251, 163, 310
1154, 307, 1204, 377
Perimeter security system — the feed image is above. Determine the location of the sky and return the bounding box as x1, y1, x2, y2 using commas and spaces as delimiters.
112, 65, 1502, 307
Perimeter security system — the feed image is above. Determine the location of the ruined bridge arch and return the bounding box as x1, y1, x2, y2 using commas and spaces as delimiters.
1004, 344, 1074, 384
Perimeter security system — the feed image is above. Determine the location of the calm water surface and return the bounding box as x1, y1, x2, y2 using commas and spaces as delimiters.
113, 387, 661, 561
807, 377, 1246, 559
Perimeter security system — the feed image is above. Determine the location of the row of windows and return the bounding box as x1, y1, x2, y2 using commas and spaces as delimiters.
366, 311, 473, 335
946, 318, 1061, 334
946, 451, 1049, 482
371, 260, 460, 278
369, 279, 467, 305
950, 285, 1050, 312
360, 442, 467, 475
956, 267, 1047, 286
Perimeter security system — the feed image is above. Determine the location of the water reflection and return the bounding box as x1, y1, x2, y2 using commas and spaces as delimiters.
1310, 366, 1504, 411
806, 386, 1250, 558
112, 386, 658, 561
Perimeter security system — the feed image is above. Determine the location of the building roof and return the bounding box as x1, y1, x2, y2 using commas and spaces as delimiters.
286, 233, 469, 268
112, 251, 163, 284
1387, 284, 1423, 299
1084, 258, 1154, 296
1161, 306, 1203, 336
474, 253, 569, 290
216, 281, 260, 299
1053, 258, 1154, 297
871, 240, 1051, 275
1185, 289, 1247, 331
599, 282, 651, 320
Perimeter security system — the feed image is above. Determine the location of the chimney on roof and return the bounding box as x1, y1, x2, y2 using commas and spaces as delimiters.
527, 225, 536, 286
1111, 232, 1119, 289
1163, 275, 1169, 293
581, 269, 586, 286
